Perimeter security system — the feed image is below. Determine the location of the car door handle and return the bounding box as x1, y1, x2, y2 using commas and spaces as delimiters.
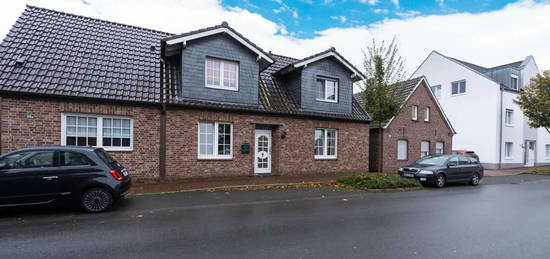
42, 176, 59, 180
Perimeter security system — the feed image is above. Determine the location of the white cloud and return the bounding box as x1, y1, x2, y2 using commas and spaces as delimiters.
373, 8, 390, 14
395, 10, 421, 18
1, 0, 550, 94
392, 0, 399, 8
359, 0, 378, 5
331, 15, 347, 23
436, 0, 445, 7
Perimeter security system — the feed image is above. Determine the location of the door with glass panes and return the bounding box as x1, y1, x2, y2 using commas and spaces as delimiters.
254, 130, 272, 174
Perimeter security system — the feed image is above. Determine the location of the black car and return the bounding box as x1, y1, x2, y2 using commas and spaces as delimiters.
0, 146, 131, 212
398, 154, 484, 188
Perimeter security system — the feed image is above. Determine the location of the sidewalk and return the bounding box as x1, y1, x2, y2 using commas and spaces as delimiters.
484, 165, 550, 176
129, 174, 348, 195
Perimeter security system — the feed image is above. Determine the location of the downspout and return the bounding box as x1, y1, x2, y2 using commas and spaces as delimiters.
498, 85, 503, 169
159, 45, 167, 181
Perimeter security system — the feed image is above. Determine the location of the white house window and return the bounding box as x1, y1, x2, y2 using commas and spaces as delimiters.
421, 141, 430, 157
198, 122, 232, 159
397, 140, 408, 160
505, 109, 514, 126
205, 57, 239, 90
412, 105, 418, 121
62, 114, 133, 151
314, 128, 337, 159
546, 144, 550, 158
424, 107, 430, 122
510, 75, 518, 90
431, 85, 441, 98
435, 142, 444, 155
504, 142, 513, 159
316, 78, 338, 103
451, 80, 466, 95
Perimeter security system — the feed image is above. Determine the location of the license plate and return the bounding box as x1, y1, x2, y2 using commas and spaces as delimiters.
121, 169, 129, 176
403, 173, 414, 178
420, 178, 426, 181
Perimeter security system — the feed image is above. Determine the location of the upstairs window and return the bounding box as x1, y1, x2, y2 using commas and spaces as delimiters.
412, 105, 418, 121
505, 109, 514, 126
510, 75, 518, 90
451, 80, 466, 95
431, 85, 441, 98
205, 57, 239, 91
316, 78, 338, 103
424, 107, 430, 122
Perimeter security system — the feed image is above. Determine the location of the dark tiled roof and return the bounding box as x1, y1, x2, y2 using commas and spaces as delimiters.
0, 6, 370, 122
354, 77, 423, 127
0, 5, 172, 103
450, 57, 523, 74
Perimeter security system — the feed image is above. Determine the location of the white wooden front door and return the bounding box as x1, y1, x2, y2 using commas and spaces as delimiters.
254, 129, 272, 174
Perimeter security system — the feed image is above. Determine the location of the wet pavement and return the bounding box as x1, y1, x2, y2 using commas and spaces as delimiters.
2, 174, 550, 259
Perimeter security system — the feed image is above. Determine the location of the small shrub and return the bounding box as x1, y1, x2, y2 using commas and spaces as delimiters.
338, 172, 422, 190
530, 168, 550, 174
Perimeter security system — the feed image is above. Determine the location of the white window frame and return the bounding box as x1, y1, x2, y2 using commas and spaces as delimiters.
314, 128, 338, 159
61, 113, 134, 152
397, 140, 408, 161
421, 141, 430, 157
412, 105, 418, 121
435, 141, 444, 155
424, 107, 430, 122
451, 80, 466, 95
504, 142, 513, 159
197, 121, 233, 159
204, 57, 239, 91
316, 77, 339, 103
545, 144, 550, 159
510, 74, 519, 90
505, 109, 514, 126
431, 85, 441, 98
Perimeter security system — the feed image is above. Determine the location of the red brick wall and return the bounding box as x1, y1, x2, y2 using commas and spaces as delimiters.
373, 81, 454, 173
0, 96, 161, 180
165, 108, 369, 179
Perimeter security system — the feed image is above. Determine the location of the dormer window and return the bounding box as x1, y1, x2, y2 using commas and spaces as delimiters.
510, 75, 518, 90
316, 77, 338, 103
205, 57, 239, 91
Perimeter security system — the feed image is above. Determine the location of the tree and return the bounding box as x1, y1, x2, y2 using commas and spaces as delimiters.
516, 70, 550, 134
360, 37, 407, 172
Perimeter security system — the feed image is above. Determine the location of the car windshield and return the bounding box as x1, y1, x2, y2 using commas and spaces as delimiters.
416, 156, 449, 166
94, 148, 117, 165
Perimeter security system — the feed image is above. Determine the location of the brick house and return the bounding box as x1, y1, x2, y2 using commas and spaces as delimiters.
0, 6, 371, 181
356, 77, 455, 173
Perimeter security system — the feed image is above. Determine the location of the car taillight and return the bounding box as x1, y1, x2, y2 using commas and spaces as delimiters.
109, 170, 123, 181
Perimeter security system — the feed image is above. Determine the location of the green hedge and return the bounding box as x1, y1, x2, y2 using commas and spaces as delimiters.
338, 172, 422, 190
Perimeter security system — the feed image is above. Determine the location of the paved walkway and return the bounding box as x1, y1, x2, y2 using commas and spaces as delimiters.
484, 165, 550, 176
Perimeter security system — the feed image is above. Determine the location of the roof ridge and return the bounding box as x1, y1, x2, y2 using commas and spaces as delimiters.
25, 5, 174, 36
270, 53, 298, 61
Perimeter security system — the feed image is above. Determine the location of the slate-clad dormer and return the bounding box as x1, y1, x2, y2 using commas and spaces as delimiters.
275, 48, 364, 114
162, 22, 274, 106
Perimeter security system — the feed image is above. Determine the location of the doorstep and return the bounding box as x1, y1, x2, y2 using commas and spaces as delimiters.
129, 174, 350, 195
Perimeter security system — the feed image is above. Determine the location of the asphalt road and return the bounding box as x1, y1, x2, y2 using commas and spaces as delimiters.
2, 175, 550, 259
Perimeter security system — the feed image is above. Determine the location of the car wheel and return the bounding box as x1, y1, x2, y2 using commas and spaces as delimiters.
435, 174, 446, 188
81, 188, 113, 213
470, 172, 481, 186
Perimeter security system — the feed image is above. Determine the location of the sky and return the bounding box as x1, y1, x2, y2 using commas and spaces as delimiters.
0, 0, 549, 80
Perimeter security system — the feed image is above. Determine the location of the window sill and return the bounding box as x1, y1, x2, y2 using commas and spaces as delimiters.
315, 99, 338, 103
104, 148, 133, 152
505, 124, 514, 127
451, 93, 466, 97
504, 157, 513, 160
424, 120, 430, 123
197, 156, 233, 160
314, 156, 337, 160
205, 85, 239, 91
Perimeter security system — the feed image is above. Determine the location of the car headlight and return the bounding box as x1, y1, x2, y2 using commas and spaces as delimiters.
419, 170, 434, 175
399, 167, 404, 171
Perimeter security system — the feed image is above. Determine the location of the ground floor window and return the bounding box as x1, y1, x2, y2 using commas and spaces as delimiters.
198, 122, 232, 159
545, 144, 550, 159
62, 114, 133, 151
435, 142, 444, 155
314, 128, 337, 159
421, 141, 430, 157
397, 140, 408, 160
504, 142, 513, 159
